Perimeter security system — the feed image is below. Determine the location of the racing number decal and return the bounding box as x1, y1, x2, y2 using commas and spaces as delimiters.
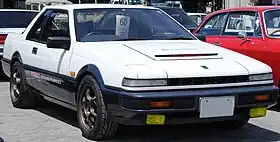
120, 18, 128, 26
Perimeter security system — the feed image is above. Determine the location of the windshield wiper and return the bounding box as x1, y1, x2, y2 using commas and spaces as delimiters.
113, 37, 147, 41
165, 37, 194, 40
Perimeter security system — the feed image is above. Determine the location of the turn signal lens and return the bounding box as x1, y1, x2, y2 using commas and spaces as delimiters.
150, 101, 171, 108
255, 95, 270, 101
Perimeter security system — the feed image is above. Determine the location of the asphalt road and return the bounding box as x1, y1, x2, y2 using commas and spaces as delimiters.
1, 81, 280, 142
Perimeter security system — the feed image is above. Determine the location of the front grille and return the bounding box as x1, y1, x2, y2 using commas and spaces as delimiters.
168, 75, 249, 86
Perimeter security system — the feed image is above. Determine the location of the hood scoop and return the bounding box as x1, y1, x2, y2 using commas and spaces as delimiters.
123, 41, 224, 61
155, 53, 218, 58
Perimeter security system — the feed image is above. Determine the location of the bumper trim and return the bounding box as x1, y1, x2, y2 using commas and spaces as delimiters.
103, 84, 278, 98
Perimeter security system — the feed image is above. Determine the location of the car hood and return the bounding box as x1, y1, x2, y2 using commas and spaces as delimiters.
76, 40, 271, 78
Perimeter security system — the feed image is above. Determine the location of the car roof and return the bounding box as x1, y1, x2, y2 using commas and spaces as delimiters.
0, 9, 38, 12
214, 6, 280, 13
45, 4, 158, 10
187, 13, 207, 15
203, 6, 280, 20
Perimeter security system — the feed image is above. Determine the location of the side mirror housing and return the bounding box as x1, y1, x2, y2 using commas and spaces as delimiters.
196, 34, 206, 42
47, 36, 70, 50
237, 31, 247, 39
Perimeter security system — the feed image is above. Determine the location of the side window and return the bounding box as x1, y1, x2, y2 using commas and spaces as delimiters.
26, 10, 52, 41
198, 13, 228, 36
40, 10, 70, 42
223, 12, 262, 37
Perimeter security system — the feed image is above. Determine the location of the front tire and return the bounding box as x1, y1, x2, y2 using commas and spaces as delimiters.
10, 61, 38, 108
77, 75, 118, 141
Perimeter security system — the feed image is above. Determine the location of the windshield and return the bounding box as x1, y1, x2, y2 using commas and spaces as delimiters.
0, 11, 38, 28
159, 7, 197, 28
264, 9, 280, 37
74, 8, 196, 42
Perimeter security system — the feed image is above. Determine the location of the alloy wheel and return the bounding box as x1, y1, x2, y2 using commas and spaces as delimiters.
10, 67, 21, 101
80, 86, 98, 130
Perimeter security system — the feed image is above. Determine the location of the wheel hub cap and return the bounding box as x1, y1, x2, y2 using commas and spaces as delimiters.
81, 88, 97, 130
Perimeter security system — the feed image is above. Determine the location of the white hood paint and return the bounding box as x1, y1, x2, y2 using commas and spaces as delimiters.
123, 41, 222, 61
74, 40, 272, 79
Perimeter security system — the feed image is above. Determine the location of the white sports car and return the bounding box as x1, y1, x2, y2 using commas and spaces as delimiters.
1, 4, 279, 140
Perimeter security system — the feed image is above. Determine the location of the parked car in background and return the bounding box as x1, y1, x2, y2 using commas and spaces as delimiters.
2, 4, 278, 140
165, 1, 182, 8
158, 6, 198, 32
188, 13, 207, 24
0, 9, 38, 79
25, 0, 73, 11
109, 0, 143, 5
193, 6, 280, 93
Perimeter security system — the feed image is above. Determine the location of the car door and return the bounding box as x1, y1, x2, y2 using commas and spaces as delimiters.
24, 9, 75, 105
217, 11, 266, 54
195, 12, 228, 46
236, 12, 267, 60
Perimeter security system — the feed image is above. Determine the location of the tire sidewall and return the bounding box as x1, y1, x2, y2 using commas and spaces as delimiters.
77, 75, 105, 137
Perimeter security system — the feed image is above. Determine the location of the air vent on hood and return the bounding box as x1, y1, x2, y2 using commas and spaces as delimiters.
168, 75, 249, 86
155, 53, 218, 58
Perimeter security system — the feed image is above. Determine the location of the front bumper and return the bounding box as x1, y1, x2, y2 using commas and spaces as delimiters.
102, 84, 279, 125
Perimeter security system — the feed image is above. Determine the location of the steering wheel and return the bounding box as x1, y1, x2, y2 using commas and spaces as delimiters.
269, 29, 280, 36
86, 32, 103, 36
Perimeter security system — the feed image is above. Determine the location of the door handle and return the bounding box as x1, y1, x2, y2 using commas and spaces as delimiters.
214, 41, 221, 46
32, 47, 38, 55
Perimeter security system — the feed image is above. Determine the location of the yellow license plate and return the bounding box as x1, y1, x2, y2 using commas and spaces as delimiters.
250, 107, 267, 118
146, 114, 165, 125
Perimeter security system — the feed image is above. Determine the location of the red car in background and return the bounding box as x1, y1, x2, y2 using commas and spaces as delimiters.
193, 6, 280, 88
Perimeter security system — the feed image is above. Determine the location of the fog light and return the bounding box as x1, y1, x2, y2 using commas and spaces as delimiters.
146, 114, 165, 125
250, 107, 266, 118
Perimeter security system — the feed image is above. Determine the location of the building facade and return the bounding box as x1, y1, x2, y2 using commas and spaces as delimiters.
223, 0, 252, 9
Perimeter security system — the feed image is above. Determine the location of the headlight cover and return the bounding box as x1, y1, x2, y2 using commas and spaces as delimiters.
122, 78, 167, 87
249, 73, 273, 81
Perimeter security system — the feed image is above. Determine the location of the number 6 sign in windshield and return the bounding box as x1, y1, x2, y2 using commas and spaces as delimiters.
115, 15, 131, 37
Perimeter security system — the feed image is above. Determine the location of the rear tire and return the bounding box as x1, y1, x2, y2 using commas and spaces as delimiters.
10, 61, 38, 108
77, 75, 119, 141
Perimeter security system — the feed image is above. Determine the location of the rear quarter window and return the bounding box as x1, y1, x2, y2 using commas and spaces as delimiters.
0, 11, 38, 28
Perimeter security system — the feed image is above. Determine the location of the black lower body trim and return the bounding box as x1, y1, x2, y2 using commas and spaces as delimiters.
102, 84, 279, 125
1, 57, 10, 78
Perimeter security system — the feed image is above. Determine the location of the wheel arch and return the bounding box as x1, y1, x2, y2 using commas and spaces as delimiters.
75, 64, 105, 102
11, 51, 22, 66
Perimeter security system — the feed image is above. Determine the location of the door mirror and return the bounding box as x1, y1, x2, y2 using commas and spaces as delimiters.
195, 34, 206, 42
47, 36, 70, 50
237, 31, 247, 39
